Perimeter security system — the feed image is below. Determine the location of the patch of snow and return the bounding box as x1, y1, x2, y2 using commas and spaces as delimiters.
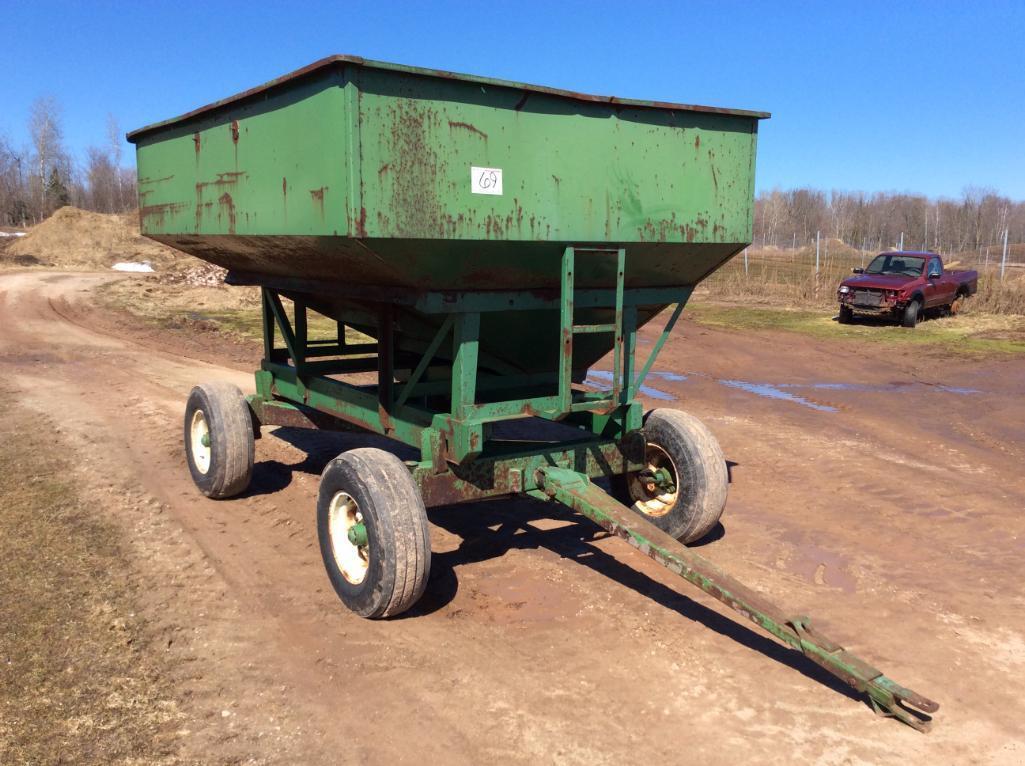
112, 261, 155, 273
0, 231, 26, 237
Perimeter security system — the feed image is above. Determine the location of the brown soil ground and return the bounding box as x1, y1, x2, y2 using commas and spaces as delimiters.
1, 271, 1024, 763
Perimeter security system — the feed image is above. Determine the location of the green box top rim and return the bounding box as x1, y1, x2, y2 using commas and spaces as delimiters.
126, 54, 770, 143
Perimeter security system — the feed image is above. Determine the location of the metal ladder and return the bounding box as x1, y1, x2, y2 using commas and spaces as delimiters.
558, 246, 627, 413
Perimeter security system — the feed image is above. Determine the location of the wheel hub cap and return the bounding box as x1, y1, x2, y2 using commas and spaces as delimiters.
629, 444, 680, 517
328, 491, 370, 584
189, 409, 211, 475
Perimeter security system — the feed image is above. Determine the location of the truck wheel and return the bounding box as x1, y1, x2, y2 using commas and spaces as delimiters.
838, 305, 854, 324
901, 299, 920, 329
950, 291, 968, 316
621, 409, 728, 543
184, 382, 254, 498
317, 448, 431, 618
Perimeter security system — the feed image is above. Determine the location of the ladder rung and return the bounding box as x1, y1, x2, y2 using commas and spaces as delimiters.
572, 323, 616, 334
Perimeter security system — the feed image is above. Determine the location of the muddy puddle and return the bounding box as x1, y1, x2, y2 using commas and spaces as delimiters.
585, 368, 985, 412
778, 382, 981, 395
584, 370, 678, 400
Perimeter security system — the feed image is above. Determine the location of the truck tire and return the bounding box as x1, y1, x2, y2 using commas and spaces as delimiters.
950, 290, 969, 316
317, 448, 431, 618
184, 382, 254, 498
838, 305, 854, 324
901, 299, 920, 329
619, 409, 728, 543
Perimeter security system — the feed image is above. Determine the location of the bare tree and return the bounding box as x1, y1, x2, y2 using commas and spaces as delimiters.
106, 114, 126, 209
753, 187, 1024, 260
85, 146, 117, 213
28, 96, 68, 220
0, 136, 29, 226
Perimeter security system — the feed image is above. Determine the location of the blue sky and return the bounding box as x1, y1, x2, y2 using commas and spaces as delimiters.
2, 1, 1022, 199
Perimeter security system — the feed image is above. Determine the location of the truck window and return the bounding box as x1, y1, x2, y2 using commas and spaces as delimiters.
929, 257, 942, 277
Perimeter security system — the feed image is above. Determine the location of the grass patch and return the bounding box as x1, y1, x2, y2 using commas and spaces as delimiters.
0, 395, 185, 765
687, 302, 1025, 356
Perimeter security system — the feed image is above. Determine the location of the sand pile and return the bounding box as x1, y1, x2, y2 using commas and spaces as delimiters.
6, 207, 185, 271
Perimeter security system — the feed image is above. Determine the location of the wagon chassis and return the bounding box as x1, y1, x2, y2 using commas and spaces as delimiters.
225, 246, 939, 731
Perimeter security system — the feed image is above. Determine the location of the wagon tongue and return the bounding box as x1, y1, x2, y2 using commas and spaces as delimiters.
535, 466, 939, 731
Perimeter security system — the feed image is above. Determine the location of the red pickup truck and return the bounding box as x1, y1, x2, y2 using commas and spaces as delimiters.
837, 251, 978, 328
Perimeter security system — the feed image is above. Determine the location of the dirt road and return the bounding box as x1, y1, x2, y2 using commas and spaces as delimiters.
2, 271, 1023, 764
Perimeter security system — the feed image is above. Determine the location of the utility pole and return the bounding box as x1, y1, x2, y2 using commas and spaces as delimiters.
899, 231, 904, 251
1001, 227, 1009, 280
815, 231, 820, 275
744, 247, 749, 275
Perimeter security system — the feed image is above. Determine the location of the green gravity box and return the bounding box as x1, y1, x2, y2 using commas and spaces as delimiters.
127, 55, 766, 375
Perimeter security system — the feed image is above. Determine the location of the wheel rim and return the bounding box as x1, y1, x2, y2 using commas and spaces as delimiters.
328, 491, 370, 584
189, 409, 211, 475
629, 443, 680, 517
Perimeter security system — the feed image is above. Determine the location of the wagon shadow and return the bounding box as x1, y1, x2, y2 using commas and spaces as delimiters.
417, 494, 862, 706
242, 426, 418, 497
248, 429, 861, 708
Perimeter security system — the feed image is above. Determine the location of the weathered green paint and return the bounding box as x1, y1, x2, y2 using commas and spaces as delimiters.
535, 466, 939, 731
129, 56, 764, 292
129, 56, 759, 409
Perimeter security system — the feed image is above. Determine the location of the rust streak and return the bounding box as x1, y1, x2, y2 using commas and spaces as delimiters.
447, 120, 488, 140
218, 192, 236, 234
309, 187, 328, 220
356, 206, 368, 238
141, 201, 188, 231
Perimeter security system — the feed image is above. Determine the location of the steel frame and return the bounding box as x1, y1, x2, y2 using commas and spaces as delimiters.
248, 247, 687, 503
243, 248, 939, 729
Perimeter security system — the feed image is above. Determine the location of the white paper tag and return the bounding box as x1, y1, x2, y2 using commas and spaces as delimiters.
471, 166, 503, 195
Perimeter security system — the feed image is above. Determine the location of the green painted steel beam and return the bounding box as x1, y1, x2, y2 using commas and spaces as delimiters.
413, 434, 645, 506
396, 315, 454, 408
535, 466, 940, 732
631, 301, 685, 399
264, 362, 431, 447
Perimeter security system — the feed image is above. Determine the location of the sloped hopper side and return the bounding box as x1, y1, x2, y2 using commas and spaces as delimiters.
128, 56, 765, 374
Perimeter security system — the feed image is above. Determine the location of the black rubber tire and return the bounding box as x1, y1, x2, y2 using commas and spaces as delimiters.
317, 448, 431, 619
184, 382, 254, 498
949, 291, 968, 316
621, 409, 728, 543
901, 299, 920, 329
838, 305, 854, 324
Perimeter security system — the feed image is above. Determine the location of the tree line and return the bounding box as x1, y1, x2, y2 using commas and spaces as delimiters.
3, 95, 1022, 254
755, 187, 1022, 255
0, 97, 136, 227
